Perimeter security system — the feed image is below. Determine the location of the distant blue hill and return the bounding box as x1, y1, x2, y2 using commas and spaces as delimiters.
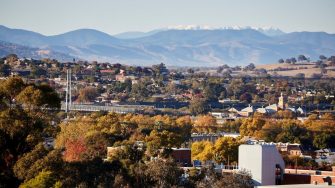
114, 29, 164, 39
0, 25, 335, 66
0, 40, 74, 61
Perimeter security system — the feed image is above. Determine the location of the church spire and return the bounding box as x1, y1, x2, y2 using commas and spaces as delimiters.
278, 92, 285, 110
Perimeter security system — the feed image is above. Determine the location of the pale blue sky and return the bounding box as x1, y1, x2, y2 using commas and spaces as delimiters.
1, 0, 334, 35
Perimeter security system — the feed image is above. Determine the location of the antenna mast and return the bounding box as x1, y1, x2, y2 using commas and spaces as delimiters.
65, 68, 72, 114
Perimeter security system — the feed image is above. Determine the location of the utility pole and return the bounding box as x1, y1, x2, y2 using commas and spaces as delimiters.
65, 69, 69, 113
69, 69, 72, 107
65, 69, 72, 117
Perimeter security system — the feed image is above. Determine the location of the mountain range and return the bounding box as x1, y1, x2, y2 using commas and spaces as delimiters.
0, 25, 335, 66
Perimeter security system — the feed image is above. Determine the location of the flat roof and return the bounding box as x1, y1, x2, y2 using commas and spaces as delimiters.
258, 184, 335, 188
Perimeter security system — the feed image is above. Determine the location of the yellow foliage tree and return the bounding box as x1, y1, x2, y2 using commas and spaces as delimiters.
191, 141, 214, 162
213, 137, 239, 164
193, 115, 216, 133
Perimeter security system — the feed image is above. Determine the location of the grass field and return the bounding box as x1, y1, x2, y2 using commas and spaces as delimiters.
256, 63, 335, 78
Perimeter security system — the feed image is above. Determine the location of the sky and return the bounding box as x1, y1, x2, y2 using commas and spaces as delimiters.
0, 0, 334, 36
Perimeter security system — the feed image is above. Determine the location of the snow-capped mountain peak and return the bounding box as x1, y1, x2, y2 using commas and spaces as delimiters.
164, 25, 285, 36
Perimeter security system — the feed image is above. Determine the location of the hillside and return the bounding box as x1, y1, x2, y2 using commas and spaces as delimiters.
1, 25, 335, 66
0, 41, 74, 61
256, 62, 335, 78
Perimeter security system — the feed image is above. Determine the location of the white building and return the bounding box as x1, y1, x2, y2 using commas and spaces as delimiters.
238, 105, 254, 117
239, 144, 285, 186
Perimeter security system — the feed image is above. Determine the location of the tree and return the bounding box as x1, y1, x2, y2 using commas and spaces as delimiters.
189, 98, 208, 115
13, 144, 48, 181
298, 55, 307, 62
275, 123, 307, 143
313, 133, 335, 149
239, 117, 266, 137
5, 54, 18, 63
285, 59, 292, 64
213, 137, 239, 164
59, 158, 126, 187
278, 59, 284, 64
239, 92, 252, 103
311, 73, 322, 79
218, 169, 254, 188
83, 132, 110, 160
0, 77, 25, 105
0, 64, 11, 77
130, 80, 150, 101
203, 86, 217, 102
275, 110, 295, 119
290, 57, 297, 64
54, 116, 113, 162
63, 137, 87, 162
16, 86, 44, 110
191, 141, 214, 162
19, 171, 59, 188
193, 115, 217, 133
166, 82, 177, 95
0, 77, 60, 187
295, 73, 305, 79
195, 167, 253, 188
145, 159, 182, 187
257, 121, 282, 142
77, 86, 98, 103
30, 65, 47, 78
244, 63, 256, 71
321, 113, 334, 120
319, 55, 327, 60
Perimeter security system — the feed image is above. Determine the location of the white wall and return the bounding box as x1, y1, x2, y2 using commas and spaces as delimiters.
239, 144, 285, 186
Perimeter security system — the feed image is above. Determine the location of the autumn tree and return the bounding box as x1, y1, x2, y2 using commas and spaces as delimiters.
55, 115, 114, 162
195, 167, 253, 188
191, 141, 214, 162
77, 86, 98, 103
130, 80, 150, 101
0, 77, 60, 187
239, 117, 266, 137
189, 97, 208, 115
145, 159, 182, 187
313, 133, 335, 149
213, 137, 239, 164
193, 115, 217, 133
19, 171, 59, 188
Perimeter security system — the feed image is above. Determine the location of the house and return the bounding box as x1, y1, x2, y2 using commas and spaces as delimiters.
191, 133, 220, 143
315, 148, 335, 164
238, 105, 254, 117
317, 148, 335, 157
191, 132, 240, 143
275, 143, 303, 156
11, 69, 31, 76
265, 104, 279, 113
228, 107, 239, 113
100, 69, 115, 80
287, 144, 302, 156
256, 107, 272, 114
211, 112, 228, 119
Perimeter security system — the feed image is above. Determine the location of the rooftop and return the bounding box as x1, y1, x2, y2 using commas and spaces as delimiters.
258, 185, 335, 188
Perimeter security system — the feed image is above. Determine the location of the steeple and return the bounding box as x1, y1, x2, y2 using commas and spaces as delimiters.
278, 92, 285, 110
